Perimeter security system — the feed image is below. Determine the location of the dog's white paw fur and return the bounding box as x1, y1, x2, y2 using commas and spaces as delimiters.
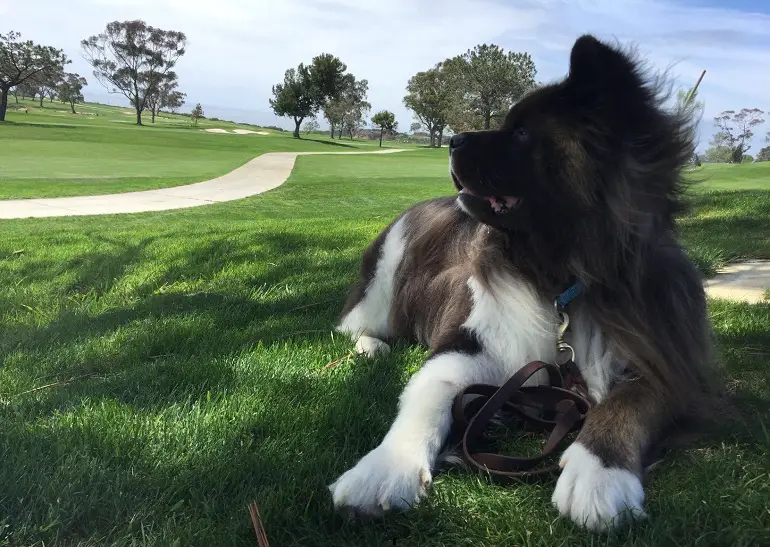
552, 442, 647, 532
354, 335, 391, 357
329, 440, 431, 516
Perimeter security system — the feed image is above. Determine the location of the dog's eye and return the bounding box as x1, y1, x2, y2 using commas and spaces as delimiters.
514, 127, 528, 139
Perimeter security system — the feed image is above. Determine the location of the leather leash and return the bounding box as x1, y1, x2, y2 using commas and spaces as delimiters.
449, 283, 594, 481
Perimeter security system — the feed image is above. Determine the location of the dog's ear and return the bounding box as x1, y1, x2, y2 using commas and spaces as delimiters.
567, 34, 639, 93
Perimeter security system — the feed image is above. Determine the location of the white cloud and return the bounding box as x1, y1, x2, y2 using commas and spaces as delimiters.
5, 0, 770, 151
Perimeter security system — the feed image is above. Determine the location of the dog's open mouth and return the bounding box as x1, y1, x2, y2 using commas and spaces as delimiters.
458, 187, 521, 215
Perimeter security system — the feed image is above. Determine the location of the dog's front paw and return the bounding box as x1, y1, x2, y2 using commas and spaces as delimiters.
329, 441, 431, 517
552, 442, 646, 532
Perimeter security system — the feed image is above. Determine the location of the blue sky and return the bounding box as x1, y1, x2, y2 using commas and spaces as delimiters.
4, 0, 770, 152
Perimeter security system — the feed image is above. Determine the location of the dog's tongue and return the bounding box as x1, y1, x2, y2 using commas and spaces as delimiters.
488, 196, 520, 213
460, 188, 520, 213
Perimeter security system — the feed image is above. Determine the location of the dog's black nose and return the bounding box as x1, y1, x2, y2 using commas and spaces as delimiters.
449, 133, 467, 151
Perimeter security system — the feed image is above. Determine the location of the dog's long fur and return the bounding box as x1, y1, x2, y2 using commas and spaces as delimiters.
328, 35, 720, 531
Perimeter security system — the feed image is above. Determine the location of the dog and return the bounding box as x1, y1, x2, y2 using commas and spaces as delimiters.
328, 34, 719, 532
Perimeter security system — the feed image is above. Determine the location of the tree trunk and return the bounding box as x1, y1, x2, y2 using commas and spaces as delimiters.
49, 95, 54, 103
70, 100, 76, 114
329, 124, 335, 138
136, 107, 143, 125
484, 111, 491, 130
293, 117, 302, 138
337, 127, 342, 139
152, 109, 156, 123
379, 127, 383, 147
13, 91, 18, 104
39, 95, 44, 108
437, 128, 444, 148
0, 87, 8, 121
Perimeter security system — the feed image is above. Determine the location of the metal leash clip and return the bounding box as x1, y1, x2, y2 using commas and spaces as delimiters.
554, 307, 576, 365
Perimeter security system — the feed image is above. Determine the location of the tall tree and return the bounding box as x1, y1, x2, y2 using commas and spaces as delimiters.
146, 77, 184, 123
270, 53, 349, 138
713, 108, 765, 163
371, 110, 397, 147
82, 20, 187, 126
270, 65, 316, 138
58, 73, 87, 113
703, 131, 732, 163
0, 31, 69, 121
302, 118, 320, 135
403, 62, 454, 147
190, 103, 204, 126
445, 44, 536, 130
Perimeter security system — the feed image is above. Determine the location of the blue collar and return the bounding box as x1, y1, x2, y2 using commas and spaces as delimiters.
556, 280, 585, 310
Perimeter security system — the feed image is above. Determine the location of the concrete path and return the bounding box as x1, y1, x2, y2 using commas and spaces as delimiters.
0, 149, 407, 219
704, 260, 770, 304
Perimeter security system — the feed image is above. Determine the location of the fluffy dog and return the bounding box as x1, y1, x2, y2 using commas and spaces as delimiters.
328, 34, 718, 531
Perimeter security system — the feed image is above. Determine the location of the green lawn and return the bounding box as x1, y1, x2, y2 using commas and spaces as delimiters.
0, 150, 768, 546
0, 99, 414, 199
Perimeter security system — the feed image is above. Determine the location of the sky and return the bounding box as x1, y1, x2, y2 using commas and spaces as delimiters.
3, 0, 770, 152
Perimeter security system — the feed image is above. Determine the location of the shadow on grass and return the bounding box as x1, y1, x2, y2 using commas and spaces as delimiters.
3, 228, 369, 413
301, 138, 358, 148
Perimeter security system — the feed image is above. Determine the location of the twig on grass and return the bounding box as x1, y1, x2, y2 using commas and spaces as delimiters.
14, 373, 99, 397
248, 502, 269, 547
322, 350, 355, 370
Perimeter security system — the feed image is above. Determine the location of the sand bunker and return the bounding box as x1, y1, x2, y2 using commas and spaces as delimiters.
204, 128, 270, 135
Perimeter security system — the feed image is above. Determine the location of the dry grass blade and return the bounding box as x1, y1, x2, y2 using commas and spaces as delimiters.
323, 350, 355, 370
14, 373, 98, 397
248, 502, 269, 547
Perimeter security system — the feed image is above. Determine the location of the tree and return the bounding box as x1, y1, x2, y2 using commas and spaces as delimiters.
0, 31, 69, 121
270, 53, 350, 139
371, 110, 397, 147
703, 131, 733, 163
755, 146, 770, 162
444, 44, 536, 130
741, 154, 754, 163
404, 62, 455, 147
270, 66, 315, 138
713, 108, 765, 163
302, 118, 319, 135
30, 69, 63, 108
146, 77, 184, 123
190, 103, 203, 126
82, 20, 187, 126
164, 90, 186, 113
58, 73, 87, 113
340, 78, 370, 139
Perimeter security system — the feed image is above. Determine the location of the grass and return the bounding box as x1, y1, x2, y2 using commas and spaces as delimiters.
0, 99, 415, 199
0, 150, 769, 546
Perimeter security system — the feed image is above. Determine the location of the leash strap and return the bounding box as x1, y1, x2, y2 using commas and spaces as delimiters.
451, 360, 593, 481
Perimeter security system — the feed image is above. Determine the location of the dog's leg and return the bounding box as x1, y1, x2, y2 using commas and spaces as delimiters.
336, 216, 408, 358
329, 350, 501, 516
552, 377, 671, 531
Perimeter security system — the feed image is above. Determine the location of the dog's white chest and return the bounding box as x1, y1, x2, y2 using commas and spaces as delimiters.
462, 275, 559, 377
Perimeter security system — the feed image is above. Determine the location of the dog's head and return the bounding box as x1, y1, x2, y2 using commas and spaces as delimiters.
450, 35, 696, 260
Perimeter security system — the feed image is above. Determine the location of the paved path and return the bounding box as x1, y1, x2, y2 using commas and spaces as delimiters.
0, 149, 407, 219
704, 260, 770, 304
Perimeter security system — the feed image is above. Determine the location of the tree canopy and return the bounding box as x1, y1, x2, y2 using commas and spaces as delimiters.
323, 74, 370, 139
82, 20, 187, 126
146, 77, 185, 123
712, 108, 765, 163
270, 53, 351, 138
0, 30, 69, 121
403, 62, 454, 147
190, 103, 204, 126
371, 110, 397, 147
444, 44, 536, 130
58, 73, 88, 114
